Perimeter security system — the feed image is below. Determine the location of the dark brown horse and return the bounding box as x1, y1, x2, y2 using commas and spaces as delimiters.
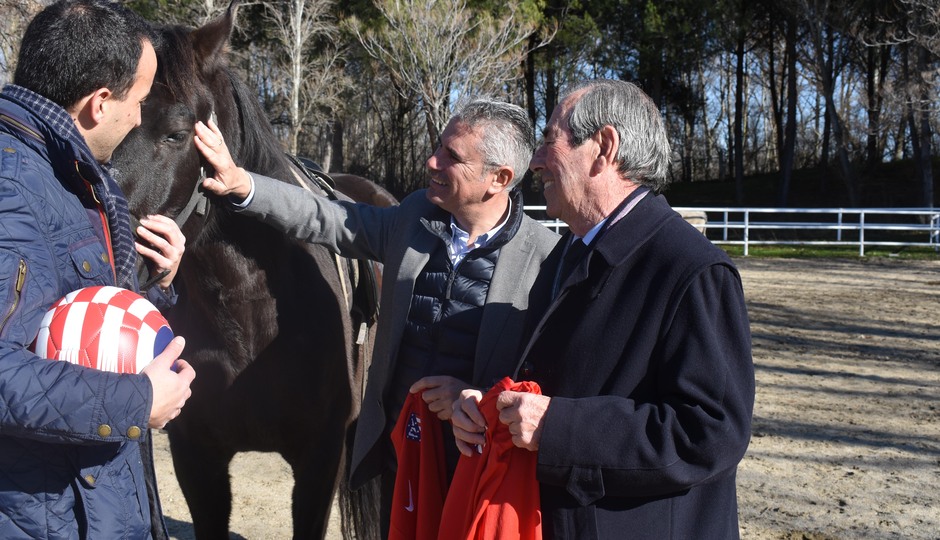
112, 5, 386, 539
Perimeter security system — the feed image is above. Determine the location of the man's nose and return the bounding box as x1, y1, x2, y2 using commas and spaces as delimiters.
529, 147, 545, 172
427, 151, 441, 171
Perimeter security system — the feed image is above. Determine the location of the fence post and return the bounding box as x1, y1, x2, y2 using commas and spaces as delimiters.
932, 212, 939, 251
837, 209, 843, 242
744, 210, 750, 256
859, 211, 866, 257
723, 211, 729, 242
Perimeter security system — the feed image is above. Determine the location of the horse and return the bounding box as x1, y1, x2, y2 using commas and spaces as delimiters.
111, 5, 387, 539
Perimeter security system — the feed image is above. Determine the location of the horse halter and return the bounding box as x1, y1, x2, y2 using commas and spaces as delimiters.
173, 111, 217, 232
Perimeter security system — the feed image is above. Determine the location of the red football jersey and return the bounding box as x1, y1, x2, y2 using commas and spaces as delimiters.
389, 391, 448, 540
438, 377, 542, 540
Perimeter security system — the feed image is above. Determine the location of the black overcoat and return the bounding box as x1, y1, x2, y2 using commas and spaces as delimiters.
518, 193, 755, 540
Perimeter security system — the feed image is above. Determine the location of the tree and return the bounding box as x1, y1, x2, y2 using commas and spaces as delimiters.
0, 0, 43, 85
351, 0, 539, 147
897, 0, 938, 207
797, 0, 861, 205
766, 11, 800, 205
264, 0, 348, 158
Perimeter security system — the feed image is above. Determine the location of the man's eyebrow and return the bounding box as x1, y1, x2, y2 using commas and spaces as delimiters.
446, 143, 464, 161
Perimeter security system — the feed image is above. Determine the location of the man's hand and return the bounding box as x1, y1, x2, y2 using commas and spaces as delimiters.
451, 388, 486, 457
135, 214, 184, 290
194, 118, 252, 201
410, 375, 469, 421
496, 390, 551, 451
142, 336, 196, 429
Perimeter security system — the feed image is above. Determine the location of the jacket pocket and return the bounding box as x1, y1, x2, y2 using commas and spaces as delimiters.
67, 238, 112, 286
75, 443, 149, 538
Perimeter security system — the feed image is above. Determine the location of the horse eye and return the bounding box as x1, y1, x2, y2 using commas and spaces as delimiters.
163, 131, 190, 144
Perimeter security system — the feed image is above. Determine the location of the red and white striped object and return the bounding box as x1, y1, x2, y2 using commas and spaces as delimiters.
32, 286, 173, 374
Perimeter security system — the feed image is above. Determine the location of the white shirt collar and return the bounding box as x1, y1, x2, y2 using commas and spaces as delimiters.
448, 198, 512, 266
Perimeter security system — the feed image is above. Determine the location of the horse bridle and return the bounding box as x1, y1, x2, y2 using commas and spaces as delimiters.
173, 111, 217, 232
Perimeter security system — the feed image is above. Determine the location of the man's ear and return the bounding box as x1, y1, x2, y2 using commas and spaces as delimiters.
487, 166, 514, 194
87, 88, 112, 124
592, 125, 619, 175
68, 87, 111, 132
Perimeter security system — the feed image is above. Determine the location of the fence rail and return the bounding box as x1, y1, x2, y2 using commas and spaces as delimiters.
524, 206, 940, 256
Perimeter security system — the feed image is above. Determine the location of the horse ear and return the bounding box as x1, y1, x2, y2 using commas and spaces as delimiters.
191, 1, 240, 68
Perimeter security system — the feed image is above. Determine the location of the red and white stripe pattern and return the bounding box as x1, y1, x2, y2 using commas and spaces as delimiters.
33, 286, 172, 373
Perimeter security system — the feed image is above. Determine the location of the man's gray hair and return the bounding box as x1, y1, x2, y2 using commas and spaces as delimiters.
563, 79, 672, 192
451, 99, 535, 189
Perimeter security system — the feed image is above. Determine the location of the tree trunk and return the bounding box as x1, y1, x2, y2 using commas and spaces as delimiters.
903, 44, 923, 185
778, 16, 798, 207
820, 26, 833, 169
524, 35, 538, 125
545, 60, 558, 123
768, 21, 783, 167
734, 31, 745, 204
683, 114, 694, 183
916, 46, 934, 208
807, 12, 856, 205
330, 120, 345, 173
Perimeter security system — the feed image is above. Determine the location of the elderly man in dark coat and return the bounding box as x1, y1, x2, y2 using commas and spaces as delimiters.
453, 79, 755, 539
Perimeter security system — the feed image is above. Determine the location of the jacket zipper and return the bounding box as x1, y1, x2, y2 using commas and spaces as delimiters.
0, 259, 27, 336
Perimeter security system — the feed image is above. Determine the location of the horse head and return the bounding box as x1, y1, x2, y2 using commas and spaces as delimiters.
112, 2, 252, 242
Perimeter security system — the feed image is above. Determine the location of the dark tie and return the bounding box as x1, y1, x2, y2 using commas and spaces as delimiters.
560, 238, 588, 281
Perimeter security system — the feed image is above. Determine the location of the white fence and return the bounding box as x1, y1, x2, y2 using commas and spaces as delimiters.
524, 206, 940, 257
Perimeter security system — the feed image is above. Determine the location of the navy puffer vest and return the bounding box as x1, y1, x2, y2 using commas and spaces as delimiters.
385, 192, 526, 467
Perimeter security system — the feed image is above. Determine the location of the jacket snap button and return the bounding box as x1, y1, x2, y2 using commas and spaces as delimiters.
97, 424, 112, 437
127, 426, 141, 439
82, 261, 92, 272
84, 474, 95, 486
2, 147, 14, 153
100, 252, 109, 263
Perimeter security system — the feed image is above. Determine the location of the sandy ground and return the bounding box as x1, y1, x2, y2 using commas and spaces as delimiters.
154, 257, 940, 539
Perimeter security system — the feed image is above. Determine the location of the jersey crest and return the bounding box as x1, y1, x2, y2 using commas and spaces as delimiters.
405, 412, 421, 442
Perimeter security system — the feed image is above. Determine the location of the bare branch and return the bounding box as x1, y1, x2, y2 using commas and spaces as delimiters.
351, 0, 545, 145
263, 0, 350, 154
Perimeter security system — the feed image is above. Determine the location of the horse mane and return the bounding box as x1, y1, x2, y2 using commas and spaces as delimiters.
225, 69, 295, 182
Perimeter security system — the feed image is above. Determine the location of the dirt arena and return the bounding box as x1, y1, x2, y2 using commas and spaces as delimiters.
154, 257, 940, 539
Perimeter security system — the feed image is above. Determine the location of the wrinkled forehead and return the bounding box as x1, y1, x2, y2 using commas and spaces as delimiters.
547, 92, 583, 134
440, 119, 485, 148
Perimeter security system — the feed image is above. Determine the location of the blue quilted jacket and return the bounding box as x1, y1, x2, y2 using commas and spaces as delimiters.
0, 87, 165, 539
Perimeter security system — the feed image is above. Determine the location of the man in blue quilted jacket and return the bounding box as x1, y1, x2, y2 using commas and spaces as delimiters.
0, 1, 197, 538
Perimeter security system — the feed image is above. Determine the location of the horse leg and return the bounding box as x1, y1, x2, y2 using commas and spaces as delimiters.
285, 419, 348, 540
167, 424, 235, 540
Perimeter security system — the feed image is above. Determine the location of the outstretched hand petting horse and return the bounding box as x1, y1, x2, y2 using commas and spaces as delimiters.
193, 119, 251, 201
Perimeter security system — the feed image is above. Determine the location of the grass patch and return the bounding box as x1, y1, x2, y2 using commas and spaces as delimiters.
719, 244, 940, 260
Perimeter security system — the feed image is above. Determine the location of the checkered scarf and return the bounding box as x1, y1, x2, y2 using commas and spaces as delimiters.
3, 85, 138, 290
